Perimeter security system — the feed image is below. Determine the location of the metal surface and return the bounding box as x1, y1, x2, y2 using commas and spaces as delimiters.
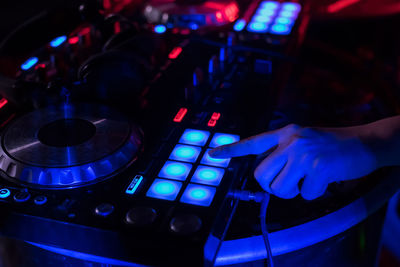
0, 104, 142, 188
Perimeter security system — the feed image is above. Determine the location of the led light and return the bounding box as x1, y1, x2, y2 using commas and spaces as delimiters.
21, 57, 38, 70
69, 36, 79, 45
282, 3, 301, 12
50, 35, 67, 48
154, 25, 166, 34
0, 98, 8, 109
159, 161, 192, 181
257, 9, 276, 17
0, 188, 10, 199
279, 10, 297, 18
180, 184, 216, 207
270, 24, 292, 35
275, 17, 293, 25
169, 144, 201, 163
209, 133, 240, 148
169, 47, 183, 59
252, 15, 272, 23
233, 19, 246, 32
173, 107, 187, 122
247, 22, 268, 33
260, 1, 279, 10
201, 149, 231, 167
191, 165, 225, 186
146, 179, 182, 201
179, 129, 210, 146
125, 175, 143, 195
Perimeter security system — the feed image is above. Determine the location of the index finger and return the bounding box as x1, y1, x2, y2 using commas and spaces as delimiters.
208, 131, 279, 158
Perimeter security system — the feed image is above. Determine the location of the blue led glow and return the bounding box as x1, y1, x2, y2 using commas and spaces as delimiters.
233, 19, 246, 32
257, 8, 276, 17
50, 35, 67, 48
275, 17, 293, 25
201, 149, 231, 167
154, 25, 166, 34
191, 165, 225, 186
146, 178, 182, 201
252, 15, 272, 23
180, 184, 216, 207
209, 133, 240, 148
260, 1, 279, 10
282, 2, 301, 12
279, 10, 297, 18
247, 22, 268, 33
179, 129, 210, 146
21, 57, 38, 70
270, 24, 292, 35
169, 144, 201, 163
125, 175, 143, 195
0, 188, 10, 199
159, 161, 192, 181
189, 23, 199, 30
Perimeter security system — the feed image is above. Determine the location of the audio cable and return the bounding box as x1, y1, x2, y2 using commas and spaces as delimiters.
229, 190, 274, 267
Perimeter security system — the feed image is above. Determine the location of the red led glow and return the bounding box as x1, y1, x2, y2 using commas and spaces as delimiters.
224, 3, 239, 22
103, 0, 111, 9
68, 36, 79, 44
0, 98, 8, 109
215, 12, 224, 23
34, 63, 46, 70
114, 21, 121, 34
168, 47, 183, 59
208, 112, 221, 127
327, 0, 360, 13
80, 27, 91, 36
173, 108, 188, 122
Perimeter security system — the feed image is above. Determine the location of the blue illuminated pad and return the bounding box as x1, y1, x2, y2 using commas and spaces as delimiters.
191, 165, 225, 186
158, 161, 192, 181
209, 133, 240, 148
270, 24, 292, 35
169, 144, 201, 163
179, 129, 210, 146
282, 2, 301, 12
21, 57, 39, 70
50, 35, 67, 48
146, 179, 182, 201
247, 22, 269, 33
201, 149, 231, 168
180, 184, 216, 207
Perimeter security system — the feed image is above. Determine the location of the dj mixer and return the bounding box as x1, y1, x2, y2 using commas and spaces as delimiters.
0, 0, 398, 266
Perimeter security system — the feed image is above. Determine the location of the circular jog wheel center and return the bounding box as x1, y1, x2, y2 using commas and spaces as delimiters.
38, 119, 96, 147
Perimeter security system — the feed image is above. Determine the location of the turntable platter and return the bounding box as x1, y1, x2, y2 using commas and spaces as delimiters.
0, 104, 142, 188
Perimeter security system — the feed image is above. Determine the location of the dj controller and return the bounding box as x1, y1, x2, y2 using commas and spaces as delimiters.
0, 0, 399, 266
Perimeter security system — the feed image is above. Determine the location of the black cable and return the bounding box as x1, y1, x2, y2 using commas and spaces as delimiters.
229, 190, 274, 266
260, 193, 274, 267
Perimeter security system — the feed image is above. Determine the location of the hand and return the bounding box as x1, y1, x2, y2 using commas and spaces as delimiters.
209, 124, 378, 200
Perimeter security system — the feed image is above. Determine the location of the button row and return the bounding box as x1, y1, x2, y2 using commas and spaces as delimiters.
0, 188, 47, 205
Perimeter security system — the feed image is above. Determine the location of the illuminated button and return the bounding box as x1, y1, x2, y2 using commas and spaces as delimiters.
191, 165, 225, 186
201, 149, 231, 167
50, 35, 67, 48
209, 133, 240, 148
146, 179, 182, 201
21, 57, 38, 70
154, 25, 166, 34
275, 17, 293, 25
260, 1, 279, 10
270, 24, 292, 35
159, 161, 192, 181
169, 144, 201, 163
279, 10, 297, 18
282, 3, 301, 12
125, 175, 143, 195
180, 184, 216, 207
179, 129, 210, 146
252, 15, 272, 23
233, 19, 246, 32
0, 188, 10, 199
256, 9, 276, 17
247, 22, 268, 33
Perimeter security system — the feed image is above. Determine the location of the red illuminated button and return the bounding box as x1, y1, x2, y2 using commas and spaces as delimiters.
169, 47, 183, 59
0, 98, 8, 109
208, 112, 221, 127
173, 108, 188, 122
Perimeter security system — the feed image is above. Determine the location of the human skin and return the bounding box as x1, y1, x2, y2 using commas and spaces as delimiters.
209, 116, 400, 200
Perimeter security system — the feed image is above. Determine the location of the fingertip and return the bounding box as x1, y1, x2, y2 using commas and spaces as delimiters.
208, 147, 226, 158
